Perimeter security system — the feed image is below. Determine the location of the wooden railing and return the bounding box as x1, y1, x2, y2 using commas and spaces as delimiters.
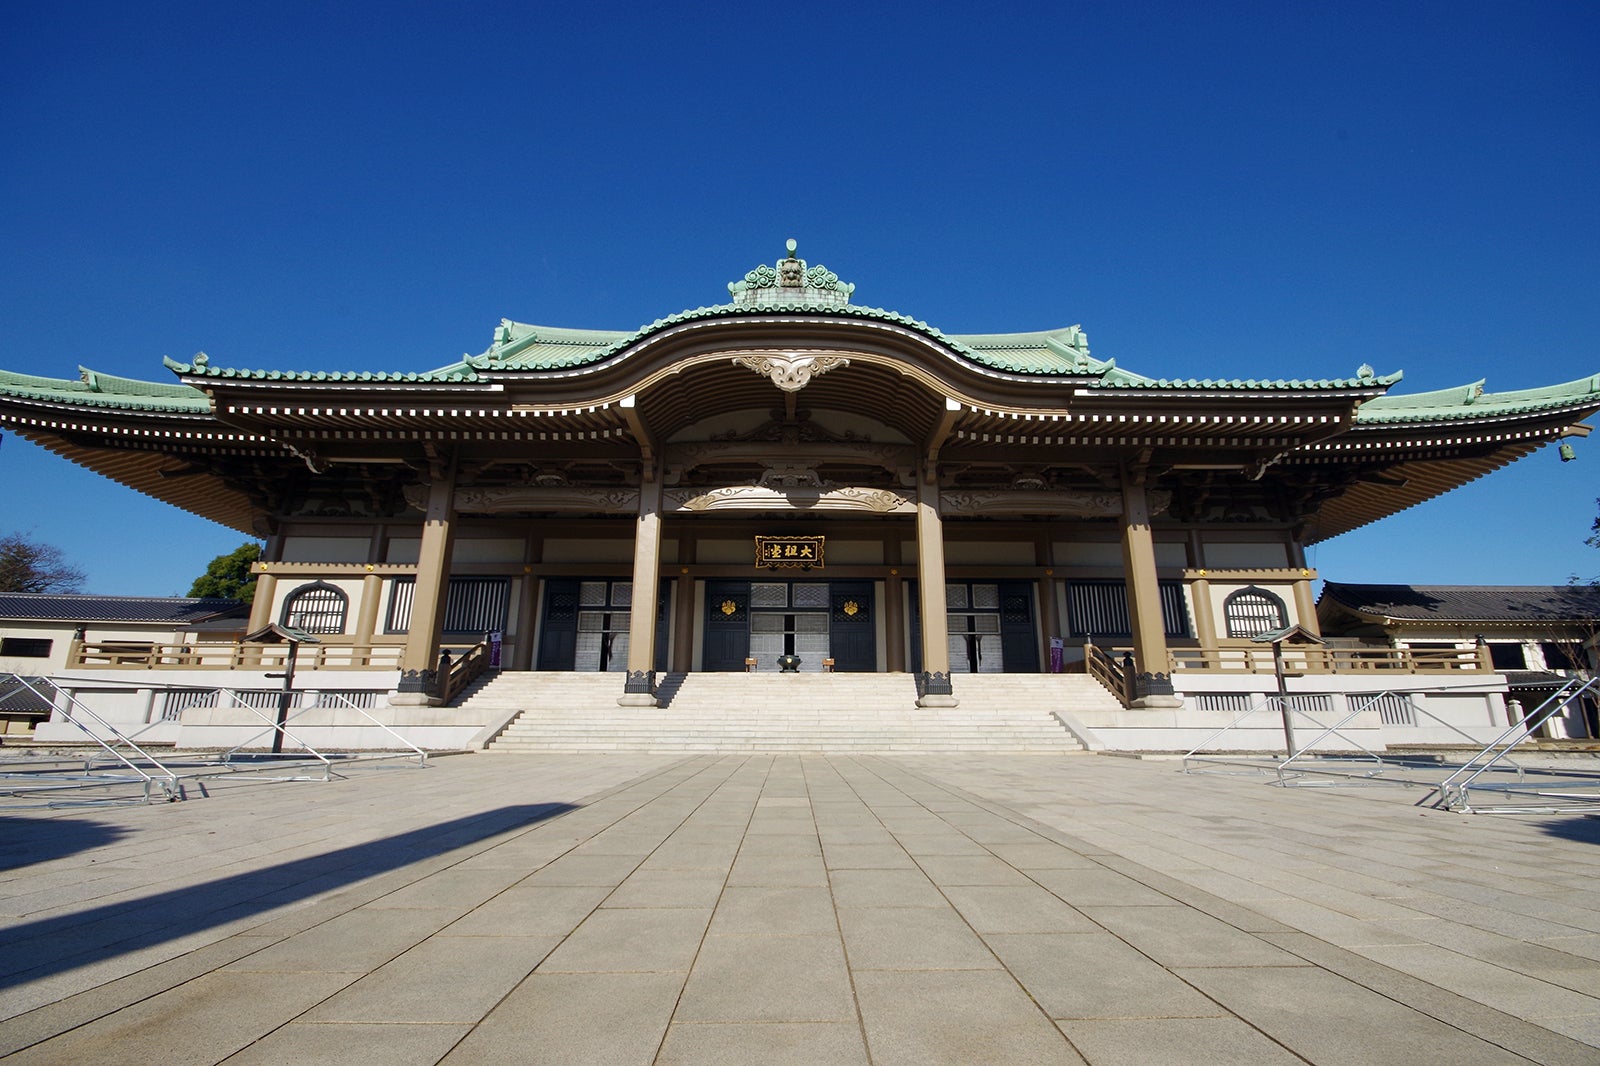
1083, 642, 1135, 707
436, 642, 490, 703
69, 642, 404, 671
1168, 643, 1493, 674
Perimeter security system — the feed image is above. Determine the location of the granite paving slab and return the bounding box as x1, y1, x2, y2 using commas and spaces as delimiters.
1, 750, 1596, 1064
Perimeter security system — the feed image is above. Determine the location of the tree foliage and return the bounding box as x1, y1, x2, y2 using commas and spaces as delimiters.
188, 542, 262, 603
0, 532, 87, 593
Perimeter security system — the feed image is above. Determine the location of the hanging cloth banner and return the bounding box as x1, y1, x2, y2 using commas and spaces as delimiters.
754, 536, 825, 570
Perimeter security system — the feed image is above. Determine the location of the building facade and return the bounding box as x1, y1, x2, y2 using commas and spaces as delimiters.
4, 245, 1598, 743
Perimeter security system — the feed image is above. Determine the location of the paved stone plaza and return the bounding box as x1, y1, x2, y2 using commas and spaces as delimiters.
2, 752, 1597, 1064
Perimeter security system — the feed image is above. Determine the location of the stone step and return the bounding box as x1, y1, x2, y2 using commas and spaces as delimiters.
467, 669, 1117, 753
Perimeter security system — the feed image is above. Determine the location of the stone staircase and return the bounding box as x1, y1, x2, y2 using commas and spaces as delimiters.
467, 671, 1115, 753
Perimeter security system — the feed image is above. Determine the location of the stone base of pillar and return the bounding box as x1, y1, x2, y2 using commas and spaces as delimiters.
618, 670, 658, 708
389, 690, 442, 708
391, 669, 440, 706
1132, 671, 1181, 709
914, 671, 958, 707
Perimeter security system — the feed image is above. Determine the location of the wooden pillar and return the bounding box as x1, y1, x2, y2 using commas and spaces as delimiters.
1292, 573, 1320, 635
247, 572, 278, 633
512, 534, 543, 671
354, 573, 382, 648
672, 537, 696, 673
619, 469, 664, 706
915, 468, 957, 706
884, 536, 906, 673
1036, 535, 1059, 669
394, 458, 456, 704
1190, 575, 1218, 648
1120, 468, 1178, 707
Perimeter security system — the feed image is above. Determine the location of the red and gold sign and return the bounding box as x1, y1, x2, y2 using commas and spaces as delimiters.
755, 535, 824, 569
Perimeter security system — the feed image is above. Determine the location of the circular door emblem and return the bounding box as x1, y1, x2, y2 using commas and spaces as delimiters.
842, 600, 860, 617
720, 600, 739, 616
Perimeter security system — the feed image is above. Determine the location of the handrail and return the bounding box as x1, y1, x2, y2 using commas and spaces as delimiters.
1169, 644, 1492, 674
69, 641, 404, 670
436, 642, 490, 703
1083, 641, 1133, 707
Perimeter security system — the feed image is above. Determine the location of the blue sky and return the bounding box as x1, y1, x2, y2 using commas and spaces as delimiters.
2, 2, 1597, 595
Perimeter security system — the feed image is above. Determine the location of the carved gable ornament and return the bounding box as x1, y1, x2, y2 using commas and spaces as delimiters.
732, 353, 850, 393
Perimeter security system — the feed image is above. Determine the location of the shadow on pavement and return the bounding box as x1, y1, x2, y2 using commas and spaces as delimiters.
0, 801, 577, 990
0, 816, 133, 872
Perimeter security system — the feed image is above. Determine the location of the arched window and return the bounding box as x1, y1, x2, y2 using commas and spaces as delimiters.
281, 581, 348, 634
1223, 586, 1287, 638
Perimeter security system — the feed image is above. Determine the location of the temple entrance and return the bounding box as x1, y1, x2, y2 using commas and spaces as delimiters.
537, 578, 669, 672
910, 580, 1040, 674
703, 579, 875, 672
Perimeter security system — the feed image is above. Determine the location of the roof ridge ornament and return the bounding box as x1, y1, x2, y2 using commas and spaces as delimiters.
728, 239, 856, 309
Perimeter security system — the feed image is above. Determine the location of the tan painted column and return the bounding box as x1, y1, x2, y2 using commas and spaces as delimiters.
394, 461, 456, 704
915, 469, 957, 706
1190, 575, 1218, 648
1292, 573, 1320, 635
619, 469, 664, 707
1120, 469, 1179, 707
354, 573, 383, 658
247, 572, 278, 633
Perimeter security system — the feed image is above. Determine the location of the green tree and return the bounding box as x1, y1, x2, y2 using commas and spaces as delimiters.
188, 542, 262, 603
0, 532, 86, 593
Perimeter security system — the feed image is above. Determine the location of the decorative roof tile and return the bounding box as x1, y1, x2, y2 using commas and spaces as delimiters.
1356, 374, 1600, 424
1319, 583, 1600, 624
0, 593, 246, 624
0, 367, 211, 413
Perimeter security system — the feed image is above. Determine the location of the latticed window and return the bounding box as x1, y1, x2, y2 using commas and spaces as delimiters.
385, 577, 511, 634
1065, 580, 1191, 638
282, 582, 348, 634
1223, 586, 1287, 638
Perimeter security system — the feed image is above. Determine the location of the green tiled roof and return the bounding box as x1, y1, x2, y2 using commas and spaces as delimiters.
163, 352, 481, 384
0, 366, 211, 412
1356, 373, 1600, 423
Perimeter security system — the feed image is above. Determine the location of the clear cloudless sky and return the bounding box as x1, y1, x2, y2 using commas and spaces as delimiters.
2, 1, 1597, 596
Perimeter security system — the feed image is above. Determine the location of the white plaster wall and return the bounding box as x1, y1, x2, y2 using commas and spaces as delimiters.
1205, 580, 1306, 629
945, 543, 1033, 565
452, 538, 525, 563
386, 538, 421, 563
1055, 542, 1121, 567
1203, 541, 1291, 569
542, 538, 635, 564
694, 540, 752, 565
267, 577, 368, 634
825, 540, 883, 565
280, 536, 370, 563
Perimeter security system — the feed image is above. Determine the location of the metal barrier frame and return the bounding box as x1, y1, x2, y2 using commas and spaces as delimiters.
1182, 680, 1600, 814
0, 676, 181, 806
0, 674, 431, 807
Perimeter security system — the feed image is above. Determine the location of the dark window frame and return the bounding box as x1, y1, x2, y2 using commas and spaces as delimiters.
281, 581, 349, 635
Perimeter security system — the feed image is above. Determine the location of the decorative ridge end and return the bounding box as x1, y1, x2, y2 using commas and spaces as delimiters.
728, 239, 855, 308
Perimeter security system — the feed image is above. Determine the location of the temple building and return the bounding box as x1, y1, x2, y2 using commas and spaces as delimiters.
3, 243, 1598, 749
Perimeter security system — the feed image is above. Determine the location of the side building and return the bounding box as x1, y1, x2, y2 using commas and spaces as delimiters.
3, 245, 1598, 749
